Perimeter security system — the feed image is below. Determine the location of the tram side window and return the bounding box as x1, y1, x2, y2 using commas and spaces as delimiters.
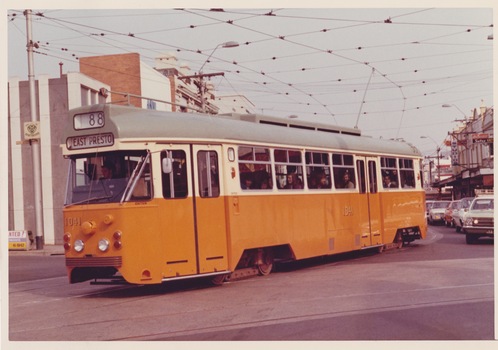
274, 149, 304, 190
306, 151, 331, 189
381, 157, 399, 189
238, 146, 273, 190
332, 153, 356, 189
399, 158, 415, 188
197, 151, 220, 198
161, 150, 188, 199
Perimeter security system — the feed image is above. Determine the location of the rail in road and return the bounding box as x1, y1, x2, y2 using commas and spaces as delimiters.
7, 226, 495, 343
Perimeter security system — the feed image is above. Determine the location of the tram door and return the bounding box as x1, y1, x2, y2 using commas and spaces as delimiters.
356, 157, 382, 247
192, 145, 229, 274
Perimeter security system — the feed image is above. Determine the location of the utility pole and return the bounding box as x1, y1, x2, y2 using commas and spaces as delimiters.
178, 41, 238, 113
25, 9, 44, 249
178, 72, 225, 113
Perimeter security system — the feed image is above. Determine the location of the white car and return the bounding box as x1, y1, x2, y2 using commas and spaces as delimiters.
453, 197, 474, 232
427, 200, 451, 225
463, 195, 494, 244
425, 200, 435, 221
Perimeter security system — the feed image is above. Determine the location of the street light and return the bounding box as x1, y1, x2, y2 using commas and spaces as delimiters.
420, 135, 441, 184
198, 41, 239, 73
197, 41, 239, 113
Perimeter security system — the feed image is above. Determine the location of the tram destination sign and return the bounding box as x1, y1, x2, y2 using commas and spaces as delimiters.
74, 111, 105, 130
66, 132, 114, 150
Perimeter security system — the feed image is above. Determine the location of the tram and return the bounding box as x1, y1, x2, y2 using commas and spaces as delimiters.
62, 103, 426, 285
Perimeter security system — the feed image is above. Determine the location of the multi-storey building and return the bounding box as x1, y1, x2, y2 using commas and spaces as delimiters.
438, 104, 494, 198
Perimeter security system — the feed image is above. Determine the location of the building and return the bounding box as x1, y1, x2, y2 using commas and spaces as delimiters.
436, 104, 494, 199
154, 52, 255, 115
80, 53, 172, 111
215, 94, 256, 115
8, 73, 110, 245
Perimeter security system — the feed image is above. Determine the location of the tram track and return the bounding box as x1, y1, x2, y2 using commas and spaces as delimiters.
111, 294, 493, 341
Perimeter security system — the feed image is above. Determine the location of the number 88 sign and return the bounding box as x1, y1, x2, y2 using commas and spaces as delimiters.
73, 111, 105, 130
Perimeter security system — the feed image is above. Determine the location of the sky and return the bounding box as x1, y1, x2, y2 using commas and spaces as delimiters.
3, 1, 495, 158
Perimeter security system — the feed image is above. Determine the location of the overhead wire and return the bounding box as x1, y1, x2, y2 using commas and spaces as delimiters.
8, 9, 492, 133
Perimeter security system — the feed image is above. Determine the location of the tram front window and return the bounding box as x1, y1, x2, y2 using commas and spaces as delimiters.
65, 150, 151, 205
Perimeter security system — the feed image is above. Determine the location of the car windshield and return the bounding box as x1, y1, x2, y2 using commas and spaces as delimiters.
65, 150, 151, 205
471, 198, 494, 210
432, 201, 450, 209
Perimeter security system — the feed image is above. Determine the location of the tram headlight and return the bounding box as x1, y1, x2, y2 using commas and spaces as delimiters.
98, 239, 110, 252
74, 239, 85, 252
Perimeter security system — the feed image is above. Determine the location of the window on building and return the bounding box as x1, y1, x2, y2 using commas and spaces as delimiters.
147, 100, 157, 110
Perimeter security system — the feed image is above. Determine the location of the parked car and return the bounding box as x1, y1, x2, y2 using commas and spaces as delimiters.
463, 195, 494, 244
444, 200, 460, 227
453, 197, 475, 232
428, 200, 451, 225
425, 200, 435, 221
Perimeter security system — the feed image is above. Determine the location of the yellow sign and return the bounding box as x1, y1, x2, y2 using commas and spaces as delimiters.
9, 230, 30, 251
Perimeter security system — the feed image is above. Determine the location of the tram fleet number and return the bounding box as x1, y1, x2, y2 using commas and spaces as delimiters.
344, 206, 354, 216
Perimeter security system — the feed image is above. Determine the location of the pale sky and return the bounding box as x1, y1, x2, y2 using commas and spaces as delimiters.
4, 1, 495, 157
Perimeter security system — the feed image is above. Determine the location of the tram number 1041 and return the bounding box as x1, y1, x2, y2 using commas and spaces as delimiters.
343, 206, 354, 216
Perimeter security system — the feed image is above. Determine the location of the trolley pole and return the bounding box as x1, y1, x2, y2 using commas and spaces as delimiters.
25, 9, 44, 249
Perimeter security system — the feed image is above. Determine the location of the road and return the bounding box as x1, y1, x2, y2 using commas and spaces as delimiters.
7, 225, 495, 343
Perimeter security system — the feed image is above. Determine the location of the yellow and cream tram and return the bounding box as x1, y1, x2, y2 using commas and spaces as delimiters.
62, 104, 426, 285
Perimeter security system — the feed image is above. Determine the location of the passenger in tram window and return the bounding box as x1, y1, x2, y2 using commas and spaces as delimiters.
295, 176, 303, 189
383, 174, 397, 188
310, 172, 329, 189
308, 174, 318, 189
240, 173, 253, 189
317, 174, 329, 189
284, 173, 303, 189
284, 174, 295, 189
402, 173, 415, 188
101, 160, 116, 180
342, 170, 355, 189
258, 171, 272, 189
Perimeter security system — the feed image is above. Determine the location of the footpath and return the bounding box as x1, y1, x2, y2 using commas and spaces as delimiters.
8, 244, 65, 256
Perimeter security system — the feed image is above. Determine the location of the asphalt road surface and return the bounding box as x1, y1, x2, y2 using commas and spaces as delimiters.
7, 224, 495, 344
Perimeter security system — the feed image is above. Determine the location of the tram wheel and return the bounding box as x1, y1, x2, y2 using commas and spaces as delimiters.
256, 249, 274, 276
210, 274, 227, 285
257, 262, 273, 276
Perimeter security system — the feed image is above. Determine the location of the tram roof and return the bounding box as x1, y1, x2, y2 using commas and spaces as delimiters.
66, 104, 422, 158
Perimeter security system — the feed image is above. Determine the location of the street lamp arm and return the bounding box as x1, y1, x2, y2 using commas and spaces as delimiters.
198, 41, 239, 73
